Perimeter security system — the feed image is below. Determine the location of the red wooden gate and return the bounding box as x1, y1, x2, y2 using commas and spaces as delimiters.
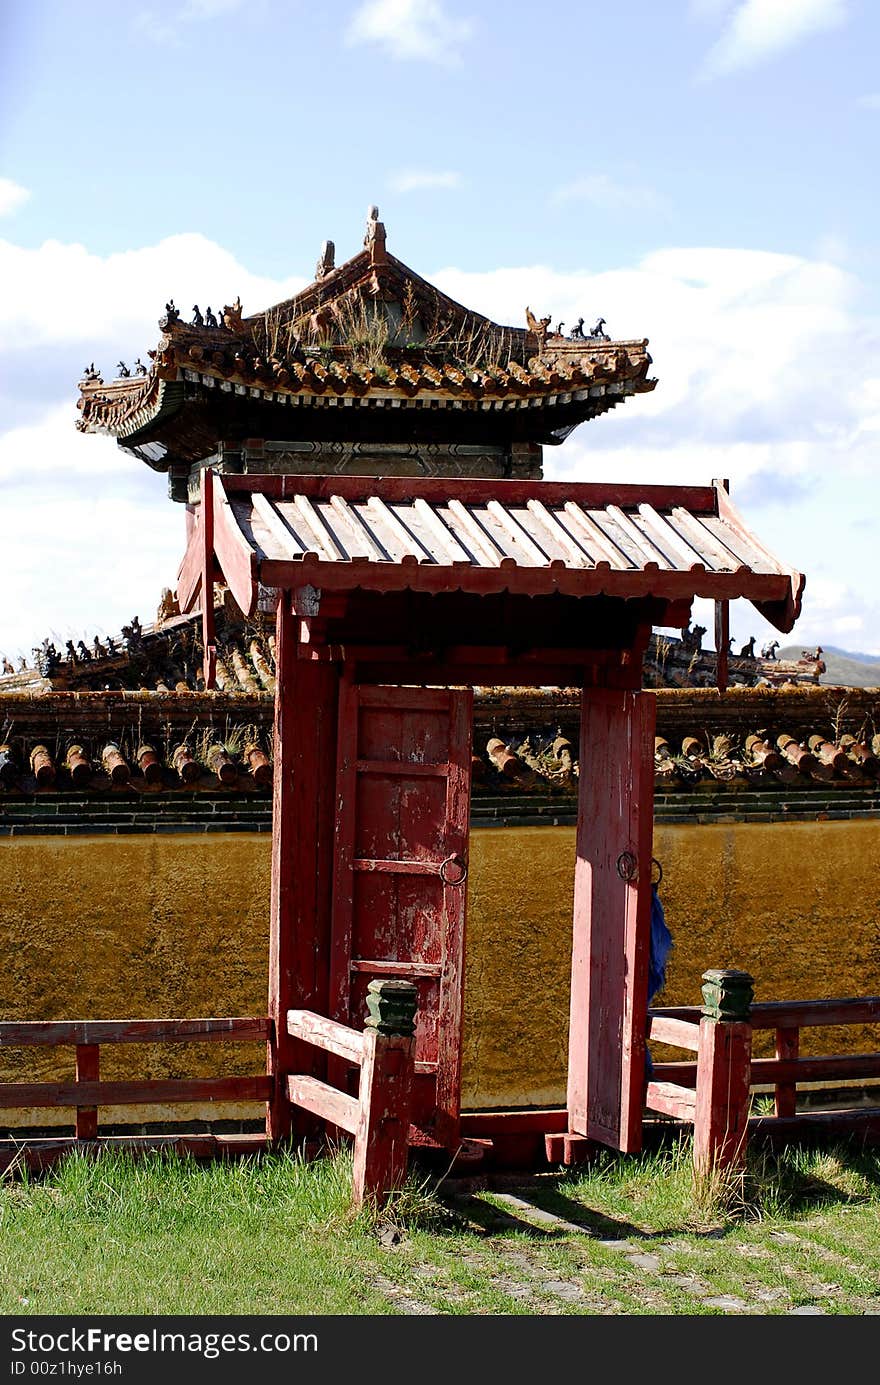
329, 681, 473, 1148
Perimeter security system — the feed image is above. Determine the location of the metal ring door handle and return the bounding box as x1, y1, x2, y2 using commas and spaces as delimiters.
439, 853, 468, 886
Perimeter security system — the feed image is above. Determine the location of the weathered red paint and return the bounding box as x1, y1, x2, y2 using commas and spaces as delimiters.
328, 679, 472, 1149
567, 688, 655, 1153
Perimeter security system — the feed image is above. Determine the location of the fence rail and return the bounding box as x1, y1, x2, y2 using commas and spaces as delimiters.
0, 1016, 271, 1142
647, 980, 880, 1174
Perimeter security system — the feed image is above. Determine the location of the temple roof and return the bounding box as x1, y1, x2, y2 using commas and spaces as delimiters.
75, 211, 657, 467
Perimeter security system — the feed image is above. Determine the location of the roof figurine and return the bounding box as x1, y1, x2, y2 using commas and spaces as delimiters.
221, 297, 244, 333
204, 306, 218, 328
315, 239, 336, 280
191, 305, 204, 327
364, 205, 387, 265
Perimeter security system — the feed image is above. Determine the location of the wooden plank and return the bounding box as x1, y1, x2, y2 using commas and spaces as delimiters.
201, 467, 217, 689
412, 497, 472, 564
750, 997, 880, 1029
645, 1081, 697, 1121
434, 688, 473, 1146
367, 496, 434, 562
355, 759, 449, 778
774, 1026, 799, 1119
287, 1074, 360, 1135
267, 598, 340, 1143
256, 553, 792, 607
286, 1010, 365, 1066
714, 599, 729, 693
567, 688, 654, 1154
562, 502, 630, 567
0, 1018, 271, 1047
486, 499, 549, 565
750, 1110, 880, 1142
0, 1076, 272, 1109
219, 472, 719, 515
176, 518, 204, 614
328, 673, 360, 1036
446, 498, 505, 566
0, 1133, 269, 1174
460, 1109, 568, 1136
353, 858, 441, 876
75, 1044, 99, 1140
526, 498, 591, 567
291, 494, 347, 560
350, 960, 442, 978
356, 685, 450, 711
252, 491, 309, 558
647, 1014, 702, 1052
650, 1062, 697, 1085
755, 1053, 880, 1083
213, 486, 259, 618
329, 495, 389, 561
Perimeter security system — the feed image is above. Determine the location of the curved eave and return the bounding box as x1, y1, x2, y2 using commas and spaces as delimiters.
77, 376, 187, 450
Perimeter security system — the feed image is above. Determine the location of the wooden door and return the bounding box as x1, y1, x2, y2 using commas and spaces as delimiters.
567, 688, 655, 1153
330, 681, 473, 1148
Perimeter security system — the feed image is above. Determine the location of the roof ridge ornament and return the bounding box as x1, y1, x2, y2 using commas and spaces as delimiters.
364, 205, 387, 267
316, 240, 336, 280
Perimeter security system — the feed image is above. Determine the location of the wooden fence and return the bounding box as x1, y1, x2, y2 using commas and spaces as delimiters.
0, 981, 419, 1207
647, 973, 880, 1173
0, 1017, 271, 1171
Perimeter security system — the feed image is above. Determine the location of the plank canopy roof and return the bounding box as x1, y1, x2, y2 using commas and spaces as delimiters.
75, 211, 656, 468
179, 472, 804, 635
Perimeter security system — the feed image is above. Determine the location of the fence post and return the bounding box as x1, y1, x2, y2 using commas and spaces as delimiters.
693, 968, 753, 1177
352, 979, 418, 1209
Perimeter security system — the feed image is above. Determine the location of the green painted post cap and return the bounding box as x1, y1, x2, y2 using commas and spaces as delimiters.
365, 978, 419, 1036
701, 968, 754, 1021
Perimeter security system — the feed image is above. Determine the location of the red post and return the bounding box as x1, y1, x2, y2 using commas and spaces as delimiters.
714, 600, 729, 694
267, 595, 340, 1144
774, 1026, 799, 1118
352, 979, 418, 1209
75, 1043, 99, 1141
567, 687, 655, 1153
201, 468, 217, 690
693, 968, 753, 1176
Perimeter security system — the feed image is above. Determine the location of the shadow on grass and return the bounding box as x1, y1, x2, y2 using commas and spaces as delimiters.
420, 1138, 880, 1246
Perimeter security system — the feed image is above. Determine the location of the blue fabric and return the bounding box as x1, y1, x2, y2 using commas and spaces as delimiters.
648, 884, 673, 1003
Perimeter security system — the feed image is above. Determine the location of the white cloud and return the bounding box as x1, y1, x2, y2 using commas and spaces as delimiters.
0, 234, 304, 662
553, 174, 661, 213
1, 231, 878, 661
432, 246, 879, 652
0, 178, 30, 218
346, 0, 472, 65
134, 0, 244, 44
0, 232, 303, 353
701, 0, 849, 77
388, 169, 461, 193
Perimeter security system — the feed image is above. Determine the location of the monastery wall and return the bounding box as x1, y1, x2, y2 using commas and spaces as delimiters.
1, 820, 879, 1124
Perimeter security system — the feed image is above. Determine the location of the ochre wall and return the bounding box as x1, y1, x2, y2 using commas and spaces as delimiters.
2, 822, 879, 1123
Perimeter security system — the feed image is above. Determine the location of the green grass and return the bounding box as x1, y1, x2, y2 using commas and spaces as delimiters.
3, 1140, 880, 1315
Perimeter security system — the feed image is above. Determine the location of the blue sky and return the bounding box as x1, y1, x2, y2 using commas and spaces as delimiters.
1, 0, 878, 662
